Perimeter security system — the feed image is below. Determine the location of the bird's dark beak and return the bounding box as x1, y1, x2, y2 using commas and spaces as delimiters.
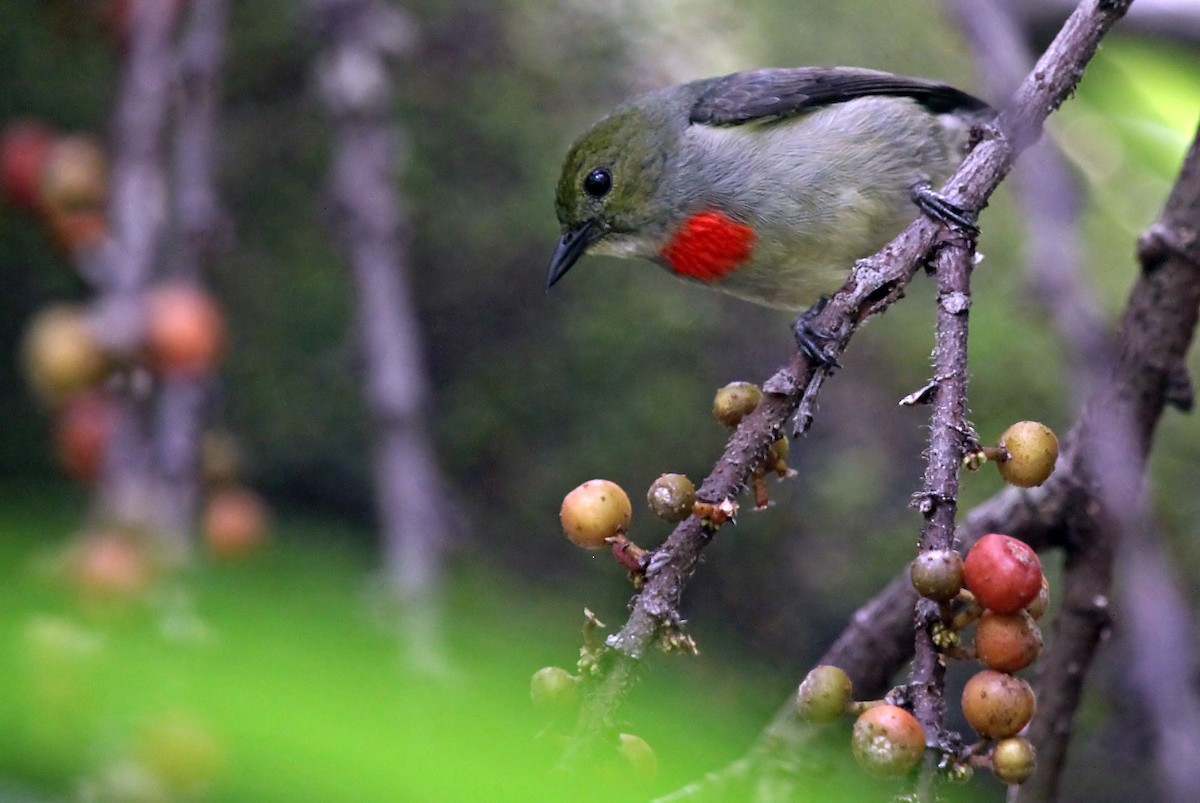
545, 219, 602, 290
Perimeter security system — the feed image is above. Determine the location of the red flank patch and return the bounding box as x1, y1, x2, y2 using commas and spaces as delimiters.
661, 210, 755, 282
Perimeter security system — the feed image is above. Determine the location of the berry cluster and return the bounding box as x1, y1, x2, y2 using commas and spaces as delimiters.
3, 118, 269, 570
813, 533, 1047, 782
546, 371, 1060, 793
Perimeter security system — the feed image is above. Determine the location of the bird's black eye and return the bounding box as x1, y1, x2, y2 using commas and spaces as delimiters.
583, 167, 612, 199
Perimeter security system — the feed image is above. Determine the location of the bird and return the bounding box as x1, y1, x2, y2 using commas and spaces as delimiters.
545, 66, 990, 360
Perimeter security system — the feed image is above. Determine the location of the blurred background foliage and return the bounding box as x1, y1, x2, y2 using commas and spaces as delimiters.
1, 0, 1198, 799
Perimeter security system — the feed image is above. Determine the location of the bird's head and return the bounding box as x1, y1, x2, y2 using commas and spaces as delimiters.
546, 100, 677, 289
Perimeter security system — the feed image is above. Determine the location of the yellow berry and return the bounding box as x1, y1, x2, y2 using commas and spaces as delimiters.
560, 479, 632, 549
712, 381, 762, 428
996, 421, 1059, 487
992, 737, 1037, 784
530, 666, 578, 716
617, 733, 657, 781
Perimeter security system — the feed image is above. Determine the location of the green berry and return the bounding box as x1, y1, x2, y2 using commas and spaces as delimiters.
796, 664, 853, 724
712, 382, 762, 428
647, 473, 696, 522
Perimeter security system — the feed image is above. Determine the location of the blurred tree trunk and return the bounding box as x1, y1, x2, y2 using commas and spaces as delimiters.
312, 0, 452, 668
93, 0, 181, 547
155, 0, 230, 541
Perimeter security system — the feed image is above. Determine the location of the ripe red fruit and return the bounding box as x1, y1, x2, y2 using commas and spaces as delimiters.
975, 610, 1043, 673
963, 533, 1044, 614
203, 487, 270, 558
560, 479, 632, 549
851, 705, 925, 777
962, 670, 1036, 739
144, 283, 226, 376
1, 120, 55, 210
54, 390, 118, 483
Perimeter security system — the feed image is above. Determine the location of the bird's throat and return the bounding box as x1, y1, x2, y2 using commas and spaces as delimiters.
660, 210, 755, 282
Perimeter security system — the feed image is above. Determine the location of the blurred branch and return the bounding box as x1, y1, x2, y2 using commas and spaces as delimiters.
93, 0, 181, 541
1018, 0, 1200, 47
950, 0, 1111, 407
155, 0, 231, 539
311, 0, 455, 669
564, 0, 1133, 774
1020, 125, 1200, 802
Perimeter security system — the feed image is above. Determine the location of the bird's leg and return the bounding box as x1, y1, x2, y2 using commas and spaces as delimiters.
911, 181, 979, 236
792, 296, 841, 368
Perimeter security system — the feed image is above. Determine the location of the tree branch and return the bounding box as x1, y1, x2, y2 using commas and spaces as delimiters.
311, 0, 455, 669
908, 225, 976, 802
154, 0, 231, 541
92, 0, 181, 540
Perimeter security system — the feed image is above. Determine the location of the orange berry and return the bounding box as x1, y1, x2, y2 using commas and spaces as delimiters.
851, 705, 925, 777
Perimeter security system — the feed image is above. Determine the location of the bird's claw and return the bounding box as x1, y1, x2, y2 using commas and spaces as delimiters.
912, 182, 979, 236
792, 296, 840, 368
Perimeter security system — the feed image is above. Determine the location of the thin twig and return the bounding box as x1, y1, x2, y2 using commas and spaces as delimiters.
909, 230, 977, 801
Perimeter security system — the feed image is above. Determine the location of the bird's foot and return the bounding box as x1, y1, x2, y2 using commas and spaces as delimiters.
912, 182, 979, 236
792, 297, 841, 369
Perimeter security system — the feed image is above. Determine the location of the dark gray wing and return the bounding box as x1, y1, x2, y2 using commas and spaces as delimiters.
689, 67, 990, 126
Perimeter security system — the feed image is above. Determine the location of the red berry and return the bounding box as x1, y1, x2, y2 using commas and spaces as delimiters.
144, 283, 226, 377
963, 534, 1043, 614
1, 120, 55, 210
975, 610, 1043, 673
54, 389, 118, 483
203, 487, 270, 559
